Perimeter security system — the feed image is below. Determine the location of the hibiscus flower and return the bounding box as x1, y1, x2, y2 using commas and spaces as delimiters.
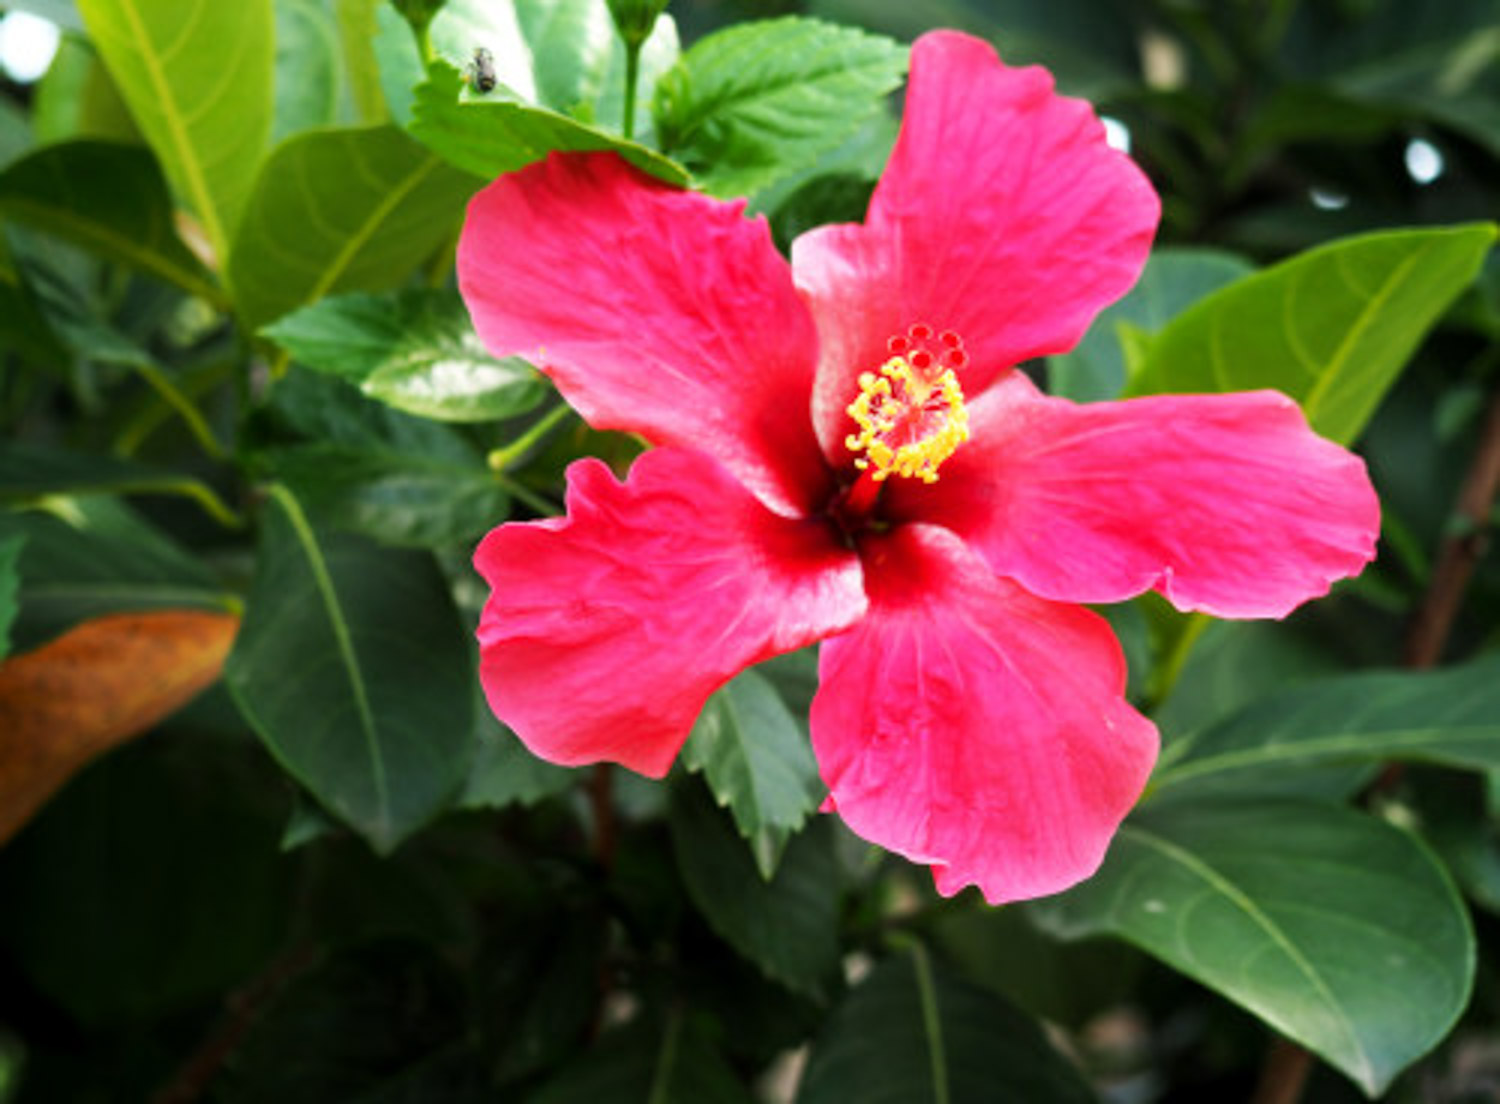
457, 30, 1379, 903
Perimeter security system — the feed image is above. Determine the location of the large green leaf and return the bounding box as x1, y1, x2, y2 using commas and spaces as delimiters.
264, 442, 509, 547
0, 141, 218, 301
76, 0, 274, 259
796, 948, 1096, 1104
1127, 224, 1498, 444
272, 0, 342, 141
653, 16, 908, 198
680, 667, 823, 880
458, 708, 574, 811
408, 58, 689, 186
228, 124, 480, 331
669, 778, 840, 995
1151, 655, 1500, 802
1033, 799, 1474, 1096
261, 288, 547, 423
223, 485, 472, 852
1050, 248, 1254, 402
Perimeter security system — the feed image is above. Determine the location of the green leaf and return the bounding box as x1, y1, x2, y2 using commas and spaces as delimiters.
76, 0, 274, 259
796, 947, 1097, 1104
29, 34, 140, 147
1127, 224, 1499, 444
264, 442, 508, 547
0, 443, 238, 529
653, 17, 908, 198
458, 708, 575, 811
1050, 249, 1254, 402
1152, 655, 1500, 802
227, 124, 480, 331
408, 58, 689, 185
223, 485, 473, 852
261, 288, 547, 423
0, 535, 23, 662
0, 140, 220, 302
680, 667, 823, 879
1033, 799, 1474, 1096
0, 497, 231, 651
669, 777, 840, 995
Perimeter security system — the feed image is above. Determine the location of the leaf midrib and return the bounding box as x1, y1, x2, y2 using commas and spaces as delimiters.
268, 485, 389, 838
111, 0, 227, 257
1122, 824, 1371, 1086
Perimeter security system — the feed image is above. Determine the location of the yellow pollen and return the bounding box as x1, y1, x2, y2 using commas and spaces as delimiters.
844, 353, 970, 483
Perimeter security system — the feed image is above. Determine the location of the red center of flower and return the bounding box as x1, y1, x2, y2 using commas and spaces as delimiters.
835, 323, 972, 528
845, 323, 971, 482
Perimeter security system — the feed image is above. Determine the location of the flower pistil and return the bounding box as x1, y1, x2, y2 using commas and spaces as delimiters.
846, 323, 971, 483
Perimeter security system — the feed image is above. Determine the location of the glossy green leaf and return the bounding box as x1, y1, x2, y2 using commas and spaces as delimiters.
228, 125, 479, 331
261, 288, 547, 423
1050, 249, 1254, 402
458, 708, 574, 811
1128, 224, 1498, 444
76, 0, 274, 258
408, 58, 689, 186
223, 485, 472, 852
0, 140, 219, 302
1152, 655, 1500, 801
29, 35, 140, 147
653, 16, 908, 198
0, 535, 23, 662
333, 0, 389, 125
796, 948, 1096, 1104
669, 778, 840, 995
1034, 799, 1474, 1095
680, 667, 823, 879
0, 497, 231, 651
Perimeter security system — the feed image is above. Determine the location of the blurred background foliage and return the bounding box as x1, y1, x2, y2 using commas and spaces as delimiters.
0, 0, 1497, 1101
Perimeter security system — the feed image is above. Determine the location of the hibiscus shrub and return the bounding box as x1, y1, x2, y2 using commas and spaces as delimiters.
0, 1, 1497, 1101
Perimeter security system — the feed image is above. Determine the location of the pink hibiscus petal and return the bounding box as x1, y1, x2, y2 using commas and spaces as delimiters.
458, 152, 828, 516
792, 30, 1159, 466
473, 448, 867, 777
888, 373, 1380, 618
811, 524, 1157, 904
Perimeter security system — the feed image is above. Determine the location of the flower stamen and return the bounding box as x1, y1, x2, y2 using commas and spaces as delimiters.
845, 323, 970, 482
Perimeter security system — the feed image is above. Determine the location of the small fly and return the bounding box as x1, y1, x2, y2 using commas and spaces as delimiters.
468, 47, 497, 93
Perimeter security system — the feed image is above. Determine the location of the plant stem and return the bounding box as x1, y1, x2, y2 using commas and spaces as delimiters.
622, 42, 641, 141
1404, 389, 1500, 669
486, 402, 573, 472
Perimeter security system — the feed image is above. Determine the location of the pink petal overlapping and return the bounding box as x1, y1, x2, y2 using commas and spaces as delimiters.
458, 30, 1380, 903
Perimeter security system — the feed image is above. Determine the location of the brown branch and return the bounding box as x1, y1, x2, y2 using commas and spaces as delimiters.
1404, 389, 1500, 669
151, 945, 317, 1104
1252, 388, 1500, 1104
588, 764, 617, 869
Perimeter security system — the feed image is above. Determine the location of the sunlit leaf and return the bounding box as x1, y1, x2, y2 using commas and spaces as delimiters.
261, 288, 547, 423
653, 16, 908, 197
408, 58, 688, 185
681, 667, 823, 879
0, 609, 238, 846
1128, 224, 1498, 444
76, 0, 274, 258
797, 948, 1096, 1104
223, 486, 472, 852
228, 124, 480, 331
1033, 799, 1474, 1096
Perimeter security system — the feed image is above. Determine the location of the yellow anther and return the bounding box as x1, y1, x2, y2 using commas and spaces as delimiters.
845, 353, 970, 482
